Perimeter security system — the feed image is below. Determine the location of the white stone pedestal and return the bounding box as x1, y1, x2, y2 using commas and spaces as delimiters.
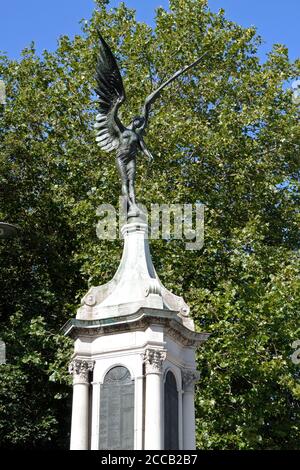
64, 221, 209, 450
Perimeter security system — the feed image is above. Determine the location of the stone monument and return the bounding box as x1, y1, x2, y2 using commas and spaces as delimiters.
64, 32, 209, 450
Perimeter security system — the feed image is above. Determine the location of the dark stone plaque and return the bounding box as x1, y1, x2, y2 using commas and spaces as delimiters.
99, 366, 134, 450
164, 371, 179, 450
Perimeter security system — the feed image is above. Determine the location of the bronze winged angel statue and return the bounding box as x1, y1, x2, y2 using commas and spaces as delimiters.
94, 32, 204, 217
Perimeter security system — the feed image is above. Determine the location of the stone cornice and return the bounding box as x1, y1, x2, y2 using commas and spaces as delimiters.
62, 308, 210, 348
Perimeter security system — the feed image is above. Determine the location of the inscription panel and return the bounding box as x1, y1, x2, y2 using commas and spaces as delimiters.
99, 366, 134, 450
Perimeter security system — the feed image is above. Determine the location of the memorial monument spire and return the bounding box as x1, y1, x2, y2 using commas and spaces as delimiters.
64, 33, 209, 451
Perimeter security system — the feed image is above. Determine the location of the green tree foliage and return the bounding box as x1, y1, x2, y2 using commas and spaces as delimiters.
0, 0, 299, 449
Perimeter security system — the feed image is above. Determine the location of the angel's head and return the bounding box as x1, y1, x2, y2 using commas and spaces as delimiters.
131, 116, 145, 131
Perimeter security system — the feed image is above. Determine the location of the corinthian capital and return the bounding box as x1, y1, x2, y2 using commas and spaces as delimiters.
182, 369, 200, 391
68, 359, 95, 384
142, 349, 167, 374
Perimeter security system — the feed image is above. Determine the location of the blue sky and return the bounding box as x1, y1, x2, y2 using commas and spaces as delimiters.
0, 1, 298, 61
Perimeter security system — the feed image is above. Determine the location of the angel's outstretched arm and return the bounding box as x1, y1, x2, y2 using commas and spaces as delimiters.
140, 52, 209, 132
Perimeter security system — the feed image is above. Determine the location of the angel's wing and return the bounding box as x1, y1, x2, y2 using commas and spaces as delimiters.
94, 32, 126, 152
141, 54, 207, 131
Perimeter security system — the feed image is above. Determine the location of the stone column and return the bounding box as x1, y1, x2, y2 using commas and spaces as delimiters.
182, 369, 199, 450
143, 349, 166, 450
90, 381, 101, 450
134, 375, 144, 450
69, 359, 94, 450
